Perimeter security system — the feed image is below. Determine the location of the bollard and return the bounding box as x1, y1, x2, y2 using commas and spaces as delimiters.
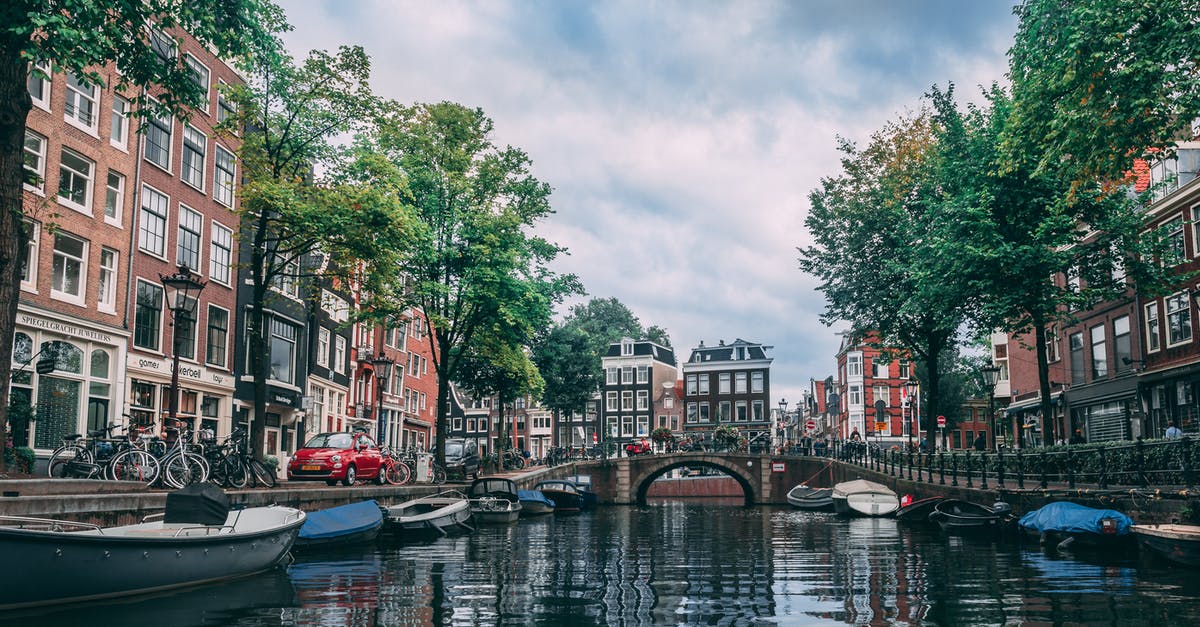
938, 452, 946, 485
951, 452, 959, 487
966, 451, 974, 488
997, 447, 1006, 488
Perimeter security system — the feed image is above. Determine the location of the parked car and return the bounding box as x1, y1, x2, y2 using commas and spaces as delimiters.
444, 438, 481, 480
287, 432, 384, 486
625, 439, 653, 456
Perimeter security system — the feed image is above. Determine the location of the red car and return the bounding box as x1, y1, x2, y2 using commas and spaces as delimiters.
287, 432, 384, 486
625, 439, 653, 456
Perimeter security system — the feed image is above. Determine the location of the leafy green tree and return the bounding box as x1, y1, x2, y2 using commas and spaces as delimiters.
370, 101, 580, 466
458, 330, 544, 454
1007, 0, 1200, 184
0, 1, 282, 471
532, 324, 599, 430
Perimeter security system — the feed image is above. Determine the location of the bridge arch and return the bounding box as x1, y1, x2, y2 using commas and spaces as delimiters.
630, 454, 759, 506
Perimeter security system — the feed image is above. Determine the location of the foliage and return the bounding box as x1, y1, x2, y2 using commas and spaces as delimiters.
651, 427, 675, 443
2, 445, 35, 474
1006, 0, 1200, 185
264, 455, 279, 470
713, 424, 741, 447
532, 324, 599, 421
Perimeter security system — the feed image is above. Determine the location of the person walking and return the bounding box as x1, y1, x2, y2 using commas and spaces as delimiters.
973, 433, 987, 451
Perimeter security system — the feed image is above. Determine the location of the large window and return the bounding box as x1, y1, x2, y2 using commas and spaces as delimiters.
698, 373, 709, 394
181, 125, 206, 190
621, 366, 633, 384
214, 145, 235, 207
144, 111, 172, 170
1069, 332, 1085, 385
1167, 217, 1187, 265
735, 400, 747, 422
685, 374, 697, 395
57, 148, 94, 212
873, 359, 889, 378
139, 186, 169, 256
621, 391, 633, 411
51, 232, 87, 302
206, 306, 228, 368
873, 385, 890, 406
847, 354, 862, 376
718, 401, 731, 422
334, 336, 346, 374
97, 248, 117, 312
20, 220, 39, 290
1146, 302, 1161, 353
637, 365, 649, 384
719, 373, 731, 394
217, 80, 237, 126
177, 205, 202, 271
1166, 291, 1192, 346
1114, 315, 1132, 373
316, 327, 329, 369
209, 222, 232, 285
636, 390, 648, 411
184, 54, 210, 111
28, 60, 50, 109
735, 372, 747, 393
174, 298, 197, 360
269, 318, 297, 384
751, 371, 764, 393
1090, 324, 1108, 379
110, 96, 129, 149
64, 74, 98, 130
134, 281, 163, 350
104, 171, 124, 224
23, 130, 46, 192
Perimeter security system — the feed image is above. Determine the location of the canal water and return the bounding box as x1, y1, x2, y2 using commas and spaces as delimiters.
7, 498, 1200, 626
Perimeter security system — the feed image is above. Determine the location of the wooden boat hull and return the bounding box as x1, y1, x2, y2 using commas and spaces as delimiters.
929, 500, 1002, 534
895, 496, 944, 522
786, 485, 834, 511
384, 494, 474, 538
831, 480, 899, 517
1133, 524, 1200, 567
0, 506, 304, 610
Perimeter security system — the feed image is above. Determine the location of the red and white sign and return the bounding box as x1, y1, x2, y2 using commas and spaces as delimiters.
771, 462, 786, 472
937, 415, 946, 428
805, 420, 817, 431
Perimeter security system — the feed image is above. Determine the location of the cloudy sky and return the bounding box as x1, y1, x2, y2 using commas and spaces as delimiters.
278, 0, 1018, 404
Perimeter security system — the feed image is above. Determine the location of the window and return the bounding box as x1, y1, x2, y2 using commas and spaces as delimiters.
206, 306, 228, 367
685, 374, 697, 395
98, 248, 117, 311
622, 340, 633, 356
686, 403, 698, 423
718, 401, 731, 421
736, 401, 747, 422
621, 391, 633, 411
176, 205, 202, 271
899, 360, 911, 378
621, 366, 633, 384
51, 232, 87, 302
873, 385, 890, 406
28, 60, 50, 109
1114, 315, 1132, 373
636, 390, 648, 410
873, 359, 889, 378
174, 298, 197, 360
608, 368, 620, 386
134, 281, 163, 350
271, 257, 300, 299
214, 145, 235, 207
735, 372, 747, 394
848, 384, 862, 406
64, 74, 98, 130
144, 111, 172, 170
150, 27, 177, 61
1167, 217, 1187, 265
334, 336, 346, 374
1146, 302, 1162, 353
1069, 332, 1085, 385
847, 353, 862, 376
217, 80, 237, 126
57, 148, 94, 212
184, 54, 210, 111
719, 373, 731, 394
316, 327, 329, 369
104, 171, 124, 224
637, 365, 649, 384
1167, 291, 1192, 346
209, 222, 232, 284
23, 130, 46, 192
1090, 324, 1108, 379
1066, 265, 1081, 293
181, 125, 206, 190
1045, 325, 1061, 363
751, 371, 764, 393
699, 402, 710, 422
752, 400, 764, 421
20, 221, 38, 290
110, 96, 129, 148
269, 318, 297, 384
698, 374, 709, 394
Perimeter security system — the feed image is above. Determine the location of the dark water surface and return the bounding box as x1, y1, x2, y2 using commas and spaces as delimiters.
8, 498, 1200, 625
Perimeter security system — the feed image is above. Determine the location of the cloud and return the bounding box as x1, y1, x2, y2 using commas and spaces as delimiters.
278, 0, 1016, 403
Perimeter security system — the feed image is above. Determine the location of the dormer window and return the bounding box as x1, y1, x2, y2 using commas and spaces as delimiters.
621, 340, 633, 356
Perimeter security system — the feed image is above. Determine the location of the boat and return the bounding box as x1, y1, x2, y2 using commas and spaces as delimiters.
566, 475, 600, 510
928, 499, 1005, 534
1018, 502, 1134, 552
894, 495, 945, 522
1132, 524, 1200, 567
831, 479, 900, 517
536, 480, 585, 513
468, 478, 523, 524
294, 500, 383, 550
382, 490, 474, 538
786, 484, 834, 510
517, 490, 555, 516
0, 484, 304, 610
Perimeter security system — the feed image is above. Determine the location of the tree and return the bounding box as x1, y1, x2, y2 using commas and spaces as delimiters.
227, 46, 416, 456
0, 1, 282, 471
370, 101, 580, 467
457, 330, 544, 454
1007, 0, 1200, 184
532, 324, 599, 429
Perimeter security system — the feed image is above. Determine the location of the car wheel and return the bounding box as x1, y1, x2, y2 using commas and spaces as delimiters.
376, 465, 388, 485
342, 465, 356, 487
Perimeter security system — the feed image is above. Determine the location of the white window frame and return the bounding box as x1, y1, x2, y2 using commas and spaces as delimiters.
143, 108, 172, 172
64, 74, 99, 133
28, 60, 51, 111
698, 374, 709, 395
104, 170, 124, 226
334, 335, 346, 375
150, 26, 177, 61
213, 145, 235, 207
1166, 291, 1193, 347
139, 184, 169, 258
719, 372, 731, 394
873, 359, 889, 379
636, 390, 648, 411
636, 365, 649, 384
1146, 301, 1162, 353
97, 247, 117, 313
316, 327, 330, 369
751, 371, 764, 393
184, 53, 210, 113
20, 221, 39, 292
685, 374, 697, 395
621, 366, 633, 384
181, 124, 207, 191
847, 353, 862, 376
176, 204, 203, 272
621, 391, 633, 411
57, 147, 95, 215
216, 80, 238, 131
606, 391, 618, 412
23, 130, 46, 194
50, 231, 88, 305
205, 304, 229, 369
735, 371, 747, 394
110, 95, 130, 149
608, 368, 619, 385
209, 221, 233, 285
872, 385, 890, 407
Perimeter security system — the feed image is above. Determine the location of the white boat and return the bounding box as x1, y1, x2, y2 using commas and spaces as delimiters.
0, 486, 304, 609
831, 479, 900, 517
382, 490, 474, 537
468, 478, 523, 524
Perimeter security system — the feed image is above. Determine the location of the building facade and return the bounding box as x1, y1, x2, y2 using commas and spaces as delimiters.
680, 338, 770, 443
833, 332, 913, 445
602, 338, 678, 447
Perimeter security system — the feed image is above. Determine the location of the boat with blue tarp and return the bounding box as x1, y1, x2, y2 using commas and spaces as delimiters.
517, 490, 555, 516
1018, 502, 1134, 552
295, 500, 383, 550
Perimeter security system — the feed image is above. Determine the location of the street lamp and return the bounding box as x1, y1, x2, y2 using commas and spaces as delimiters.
980, 364, 1001, 451
778, 398, 788, 450
904, 380, 919, 451
160, 265, 206, 433
372, 352, 395, 446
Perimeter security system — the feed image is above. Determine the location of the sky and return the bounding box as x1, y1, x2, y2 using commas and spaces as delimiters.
278, 0, 1019, 404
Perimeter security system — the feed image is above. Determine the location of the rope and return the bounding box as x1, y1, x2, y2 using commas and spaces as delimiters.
799, 460, 835, 486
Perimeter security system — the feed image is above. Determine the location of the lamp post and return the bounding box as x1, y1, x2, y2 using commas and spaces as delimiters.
371, 353, 395, 446
905, 380, 919, 451
980, 364, 1001, 450
160, 265, 206, 433
778, 398, 788, 450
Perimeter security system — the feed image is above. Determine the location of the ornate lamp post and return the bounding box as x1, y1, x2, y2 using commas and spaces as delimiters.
905, 380, 919, 451
160, 265, 206, 433
778, 398, 788, 450
980, 364, 1001, 450
372, 353, 395, 446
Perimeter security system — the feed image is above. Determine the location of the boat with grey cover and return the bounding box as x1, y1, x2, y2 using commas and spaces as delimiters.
382, 490, 474, 537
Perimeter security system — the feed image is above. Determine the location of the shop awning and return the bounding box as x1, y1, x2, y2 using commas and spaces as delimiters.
1005, 391, 1064, 415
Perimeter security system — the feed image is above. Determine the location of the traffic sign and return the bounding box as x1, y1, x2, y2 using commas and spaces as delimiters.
805, 420, 816, 431
937, 415, 946, 428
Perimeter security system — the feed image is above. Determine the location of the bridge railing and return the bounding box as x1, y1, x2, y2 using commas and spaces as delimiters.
818, 437, 1198, 490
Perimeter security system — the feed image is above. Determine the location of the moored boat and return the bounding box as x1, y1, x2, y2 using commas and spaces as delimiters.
928, 499, 1004, 534
382, 490, 474, 538
831, 479, 900, 517
1018, 502, 1134, 552
468, 478, 523, 524
1132, 524, 1200, 567
295, 500, 383, 550
566, 475, 600, 510
536, 480, 584, 513
894, 496, 945, 522
0, 484, 304, 610
786, 485, 834, 511
517, 490, 555, 516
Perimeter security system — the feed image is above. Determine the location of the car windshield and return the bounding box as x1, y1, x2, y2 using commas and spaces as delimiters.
305, 433, 354, 449
445, 443, 463, 456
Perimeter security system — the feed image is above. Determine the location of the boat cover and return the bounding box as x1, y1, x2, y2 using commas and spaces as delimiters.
1018, 501, 1133, 536
517, 490, 554, 507
299, 500, 383, 540
164, 483, 231, 525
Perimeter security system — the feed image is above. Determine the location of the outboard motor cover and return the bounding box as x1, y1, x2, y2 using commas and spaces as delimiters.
164, 483, 231, 525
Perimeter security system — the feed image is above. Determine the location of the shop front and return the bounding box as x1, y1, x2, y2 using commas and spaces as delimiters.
125, 353, 235, 441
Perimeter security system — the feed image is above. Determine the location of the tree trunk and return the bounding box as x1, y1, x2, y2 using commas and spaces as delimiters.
434, 335, 452, 467
0, 46, 33, 472
1033, 314, 1055, 446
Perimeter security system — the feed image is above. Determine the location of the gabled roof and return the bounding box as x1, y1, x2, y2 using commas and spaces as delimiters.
686, 338, 772, 364
603, 337, 677, 365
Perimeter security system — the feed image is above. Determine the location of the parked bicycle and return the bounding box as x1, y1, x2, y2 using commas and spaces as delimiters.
379, 447, 412, 485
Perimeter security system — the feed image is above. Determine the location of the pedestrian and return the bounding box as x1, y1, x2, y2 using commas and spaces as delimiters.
973, 433, 987, 451
1166, 421, 1184, 439
850, 429, 862, 442
1070, 429, 1085, 445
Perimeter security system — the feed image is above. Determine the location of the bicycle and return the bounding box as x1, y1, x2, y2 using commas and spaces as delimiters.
105, 425, 161, 484
46, 424, 121, 479
380, 447, 412, 485
157, 427, 210, 489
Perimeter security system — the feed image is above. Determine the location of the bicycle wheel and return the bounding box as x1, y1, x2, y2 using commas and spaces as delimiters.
47, 445, 92, 478
248, 458, 277, 488
432, 463, 447, 485
222, 456, 249, 489
107, 450, 160, 484
163, 452, 208, 488
385, 460, 410, 485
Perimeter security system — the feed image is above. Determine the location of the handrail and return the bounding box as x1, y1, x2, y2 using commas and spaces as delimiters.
0, 515, 104, 533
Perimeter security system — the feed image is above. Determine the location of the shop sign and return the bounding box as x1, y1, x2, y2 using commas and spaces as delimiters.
126, 354, 232, 388
19, 312, 116, 344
